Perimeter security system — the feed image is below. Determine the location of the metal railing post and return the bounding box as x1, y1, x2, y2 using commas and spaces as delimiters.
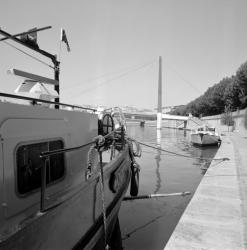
121, 126, 125, 149
40, 157, 48, 212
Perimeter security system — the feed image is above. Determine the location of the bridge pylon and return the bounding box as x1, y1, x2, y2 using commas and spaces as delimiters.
157, 56, 162, 129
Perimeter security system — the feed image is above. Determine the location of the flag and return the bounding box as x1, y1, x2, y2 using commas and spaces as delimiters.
61, 28, 71, 52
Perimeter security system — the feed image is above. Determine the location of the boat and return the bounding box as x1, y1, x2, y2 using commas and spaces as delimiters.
0, 26, 141, 249
190, 125, 221, 146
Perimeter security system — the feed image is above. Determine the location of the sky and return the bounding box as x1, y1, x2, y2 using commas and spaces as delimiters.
1, 0, 247, 110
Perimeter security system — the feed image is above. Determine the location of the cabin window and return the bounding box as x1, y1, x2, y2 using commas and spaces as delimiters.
16, 140, 65, 195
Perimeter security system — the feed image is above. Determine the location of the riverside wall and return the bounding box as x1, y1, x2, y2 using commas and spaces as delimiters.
164, 109, 247, 249
201, 108, 247, 134
164, 131, 247, 250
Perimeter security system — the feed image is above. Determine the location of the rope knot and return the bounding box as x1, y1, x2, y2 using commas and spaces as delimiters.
94, 135, 105, 149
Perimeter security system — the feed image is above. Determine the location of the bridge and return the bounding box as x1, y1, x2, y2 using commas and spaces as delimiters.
123, 111, 189, 129
124, 111, 203, 130
123, 56, 199, 129
123, 111, 188, 121
162, 114, 188, 121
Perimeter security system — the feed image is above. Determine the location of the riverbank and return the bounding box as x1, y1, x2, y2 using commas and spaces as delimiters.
202, 108, 247, 134
164, 131, 247, 249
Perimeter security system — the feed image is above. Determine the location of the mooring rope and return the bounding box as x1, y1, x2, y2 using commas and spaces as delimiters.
98, 149, 109, 250
40, 130, 117, 158
128, 138, 229, 162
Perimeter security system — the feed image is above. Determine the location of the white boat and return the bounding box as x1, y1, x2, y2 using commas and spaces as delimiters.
191, 125, 221, 146
0, 27, 140, 249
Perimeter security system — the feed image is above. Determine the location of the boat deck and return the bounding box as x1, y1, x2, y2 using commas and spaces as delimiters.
164, 132, 247, 250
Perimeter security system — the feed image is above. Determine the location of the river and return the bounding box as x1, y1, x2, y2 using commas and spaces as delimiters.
118, 123, 218, 250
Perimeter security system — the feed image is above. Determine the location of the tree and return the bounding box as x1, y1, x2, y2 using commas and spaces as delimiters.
223, 77, 240, 111
171, 60, 247, 117
235, 61, 247, 108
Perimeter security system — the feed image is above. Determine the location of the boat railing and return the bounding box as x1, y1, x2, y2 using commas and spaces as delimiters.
40, 132, 116, 158
39, 139, 97, 212
39, 127, 126, 212
0, 92, 96, 112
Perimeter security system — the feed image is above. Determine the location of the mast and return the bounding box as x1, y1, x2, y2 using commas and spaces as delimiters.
0, 26, 60, 107
54, 60, 60, 108
157, 56, 162, 129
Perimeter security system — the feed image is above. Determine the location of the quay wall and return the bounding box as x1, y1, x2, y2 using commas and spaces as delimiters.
201, 108, 247, 133
162, 108, 247, 132
164, 131, 247, 249
126, 108, 247, 133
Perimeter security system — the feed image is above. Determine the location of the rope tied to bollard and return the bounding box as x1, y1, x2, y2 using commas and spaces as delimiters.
124, 191, 191, 201
127, 138, 230, 162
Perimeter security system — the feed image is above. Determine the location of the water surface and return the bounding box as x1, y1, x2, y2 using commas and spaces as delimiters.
119, 124, 218, 250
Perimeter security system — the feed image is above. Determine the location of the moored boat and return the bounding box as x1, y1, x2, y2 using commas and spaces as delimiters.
0, 26, 140, 249
191, 125, 221, 146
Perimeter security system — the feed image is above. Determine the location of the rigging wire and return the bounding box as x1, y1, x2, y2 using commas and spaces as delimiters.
71, 60, 157, 97
3, 41, 54, 69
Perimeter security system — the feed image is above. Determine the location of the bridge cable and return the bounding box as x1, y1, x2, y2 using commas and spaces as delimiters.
165, 61, 201, 94
64, 59, 157, 90
71, 60, 157, 97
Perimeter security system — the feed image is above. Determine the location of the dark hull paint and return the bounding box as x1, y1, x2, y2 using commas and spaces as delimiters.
74, 161, 131, 249
0, 148, 131, 250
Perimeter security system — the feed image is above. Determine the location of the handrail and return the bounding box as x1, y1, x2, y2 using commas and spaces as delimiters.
0, 92, 96, 112
39, 128, 126, 212
40, 141, 95, 158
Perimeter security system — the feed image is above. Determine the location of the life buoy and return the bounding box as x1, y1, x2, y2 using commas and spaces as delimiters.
130, 162, 140, 197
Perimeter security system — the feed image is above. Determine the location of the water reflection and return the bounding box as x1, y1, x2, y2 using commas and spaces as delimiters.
183, 129, 187, 137
189, 144, 218, 174
154, 129, 162, 194
119, 125, 219, 250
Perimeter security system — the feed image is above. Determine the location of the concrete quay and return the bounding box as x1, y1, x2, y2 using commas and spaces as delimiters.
164, 132, 247, 250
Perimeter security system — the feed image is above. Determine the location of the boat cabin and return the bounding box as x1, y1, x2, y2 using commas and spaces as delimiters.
196, 125, 216, 133
0, 26, 134, 249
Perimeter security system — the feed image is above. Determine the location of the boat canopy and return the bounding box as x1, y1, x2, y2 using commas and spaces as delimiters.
197, 125, 215, 132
